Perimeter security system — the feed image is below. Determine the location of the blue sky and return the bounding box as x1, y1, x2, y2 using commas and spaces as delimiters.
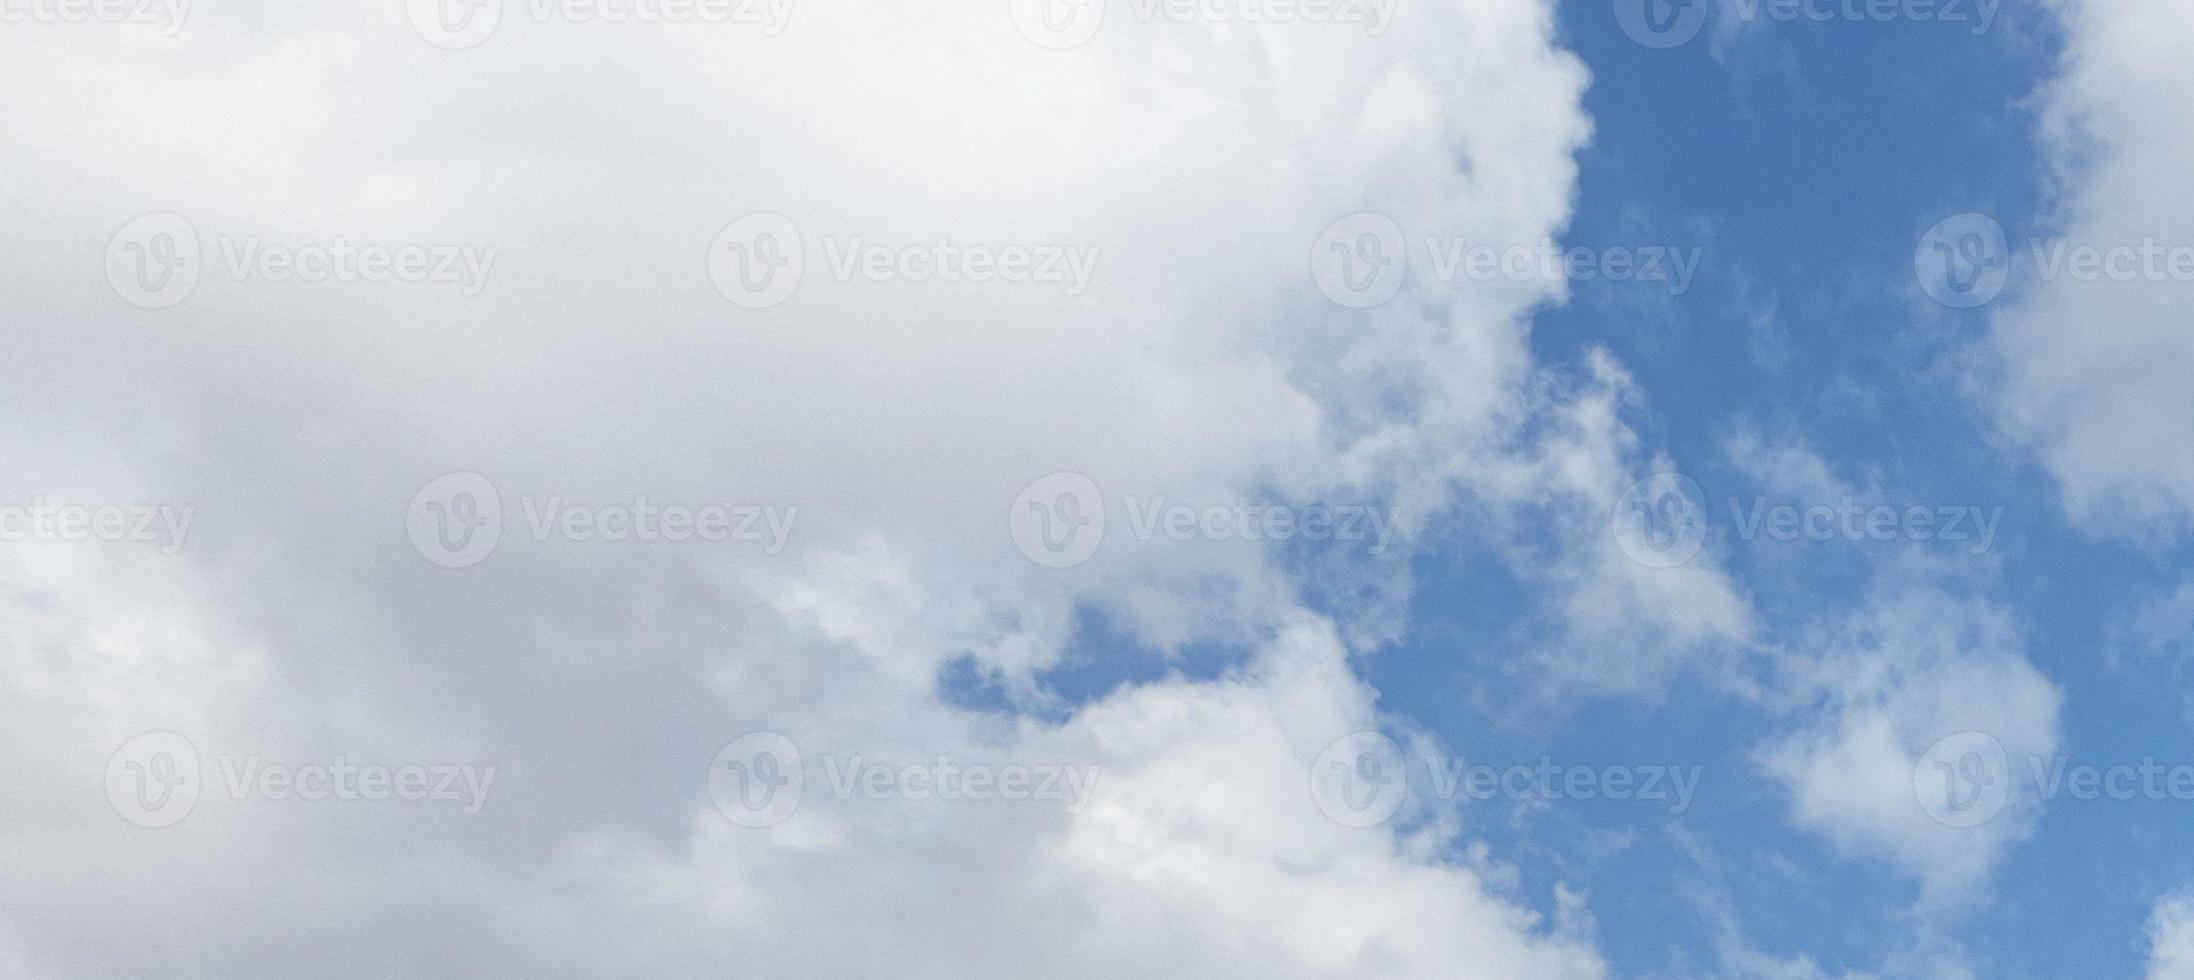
1567, 4, 2155, 974
1396, 1, 2190, 974
10, 0, 2194, 976
1001, 1, 2194, 974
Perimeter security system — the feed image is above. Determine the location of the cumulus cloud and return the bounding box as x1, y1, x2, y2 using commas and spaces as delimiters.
1729, 433, 2060, 908
1754, 593, 2059, 908
0, 0, 1730, 975
1979, 0, 2194, 542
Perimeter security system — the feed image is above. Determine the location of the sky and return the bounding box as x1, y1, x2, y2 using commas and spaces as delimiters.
3, 0, 2194, 976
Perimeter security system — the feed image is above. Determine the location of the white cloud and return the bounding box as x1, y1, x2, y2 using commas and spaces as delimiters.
0, 0, 1699, 975
1479, 351, 1752, 696
1729, 434, 2061, 908
1979, 0, 2194, 542
1756, 614, 2059, 908
2151, 894, 2194, 980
